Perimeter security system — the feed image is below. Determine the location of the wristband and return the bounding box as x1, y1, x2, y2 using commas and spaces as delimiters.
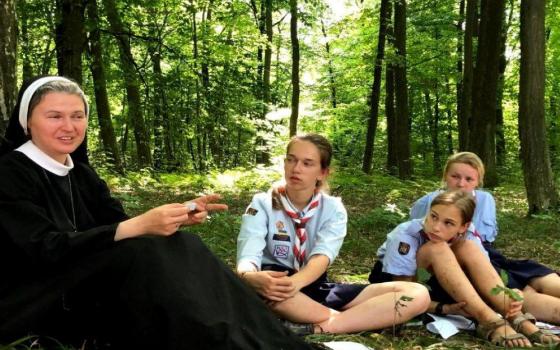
435, 302, 445, 315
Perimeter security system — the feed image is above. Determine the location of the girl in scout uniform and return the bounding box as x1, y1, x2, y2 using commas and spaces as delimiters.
370, 190, 537, 347
406, 152, 560, 344
236, 134, 430, 335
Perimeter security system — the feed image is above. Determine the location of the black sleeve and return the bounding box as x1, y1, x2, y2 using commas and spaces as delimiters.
0, 159, 123, 265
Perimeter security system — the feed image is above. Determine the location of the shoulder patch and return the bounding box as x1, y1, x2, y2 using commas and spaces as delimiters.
245, 207, 258, 216
398, 242, 411, 255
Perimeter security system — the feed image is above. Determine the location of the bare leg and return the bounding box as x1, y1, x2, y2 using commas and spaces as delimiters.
270, 282, 429, 334
417, 241, 530, 348
452, 240, 515, 315
529, 273, 560, 298
523, 284, 560, 324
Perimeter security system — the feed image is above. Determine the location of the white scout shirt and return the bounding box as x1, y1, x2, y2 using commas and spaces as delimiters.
377, 218, 488, 277
237, 190, 347, 271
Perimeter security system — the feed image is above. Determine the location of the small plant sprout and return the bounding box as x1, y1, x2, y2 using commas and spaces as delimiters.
392, 293, 414, 338
490, 269, 524, 303
490, 269, 524, 348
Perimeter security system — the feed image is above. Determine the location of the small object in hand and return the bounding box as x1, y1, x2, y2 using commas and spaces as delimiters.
185, 202, 197, 212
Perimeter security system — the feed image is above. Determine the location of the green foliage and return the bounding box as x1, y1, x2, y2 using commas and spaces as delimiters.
490, 269, 524, 302
416, 267, 432, 291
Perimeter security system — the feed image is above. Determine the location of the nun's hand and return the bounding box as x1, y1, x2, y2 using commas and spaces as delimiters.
181, 194, 228, 226
115, 204, 191, 240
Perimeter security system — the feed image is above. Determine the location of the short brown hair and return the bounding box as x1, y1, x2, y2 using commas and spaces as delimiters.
431, 190, 475, 225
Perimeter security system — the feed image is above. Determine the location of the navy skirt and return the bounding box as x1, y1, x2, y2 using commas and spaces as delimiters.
368, 260, 456, 304
262, 264, 366, 310
483, 242, 556, 290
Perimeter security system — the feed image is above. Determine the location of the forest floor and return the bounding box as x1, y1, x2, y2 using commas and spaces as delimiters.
5, 166, 560, 349
111, 166, 560, 350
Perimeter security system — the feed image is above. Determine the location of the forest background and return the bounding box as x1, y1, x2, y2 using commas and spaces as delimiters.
1, 0, 560, 348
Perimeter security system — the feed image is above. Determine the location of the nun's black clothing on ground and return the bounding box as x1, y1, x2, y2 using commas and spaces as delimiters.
0, 152, 313, 350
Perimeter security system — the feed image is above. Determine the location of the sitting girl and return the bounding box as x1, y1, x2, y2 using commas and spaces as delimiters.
406, 151, 560, 345
237, 133, 430, 335
370, 190, 533, 347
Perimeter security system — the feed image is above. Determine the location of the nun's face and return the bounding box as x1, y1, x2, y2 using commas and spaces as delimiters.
27, 92, 87, 164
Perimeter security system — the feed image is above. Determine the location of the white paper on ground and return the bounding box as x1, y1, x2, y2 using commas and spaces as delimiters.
322, 341, 374, 350
426, 313, 476, 339
536, 321, 560, 334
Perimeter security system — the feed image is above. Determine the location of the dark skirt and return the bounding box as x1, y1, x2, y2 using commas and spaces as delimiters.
483, 242, 556, 290
262, 264, 366, 310
368, 260, 456, 304
0, 233, 314, 350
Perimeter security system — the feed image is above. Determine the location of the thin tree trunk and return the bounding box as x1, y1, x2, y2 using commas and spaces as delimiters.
104, 0, 152, 168
320, 20, 337, 109
362, 0, 390, 174
518, 0, 558, 213
496, 0, 514, 167
20, 0, 33, 81
86, 0, 123, 173
289, 0, 300, 137
455, 0, 464, 137
459, 0, 476, 151
393, 0, 412, 179
385, 1, 397, 175
0, 0, 17, 134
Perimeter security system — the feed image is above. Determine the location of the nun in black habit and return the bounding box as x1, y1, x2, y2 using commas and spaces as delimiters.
0, 76, 316, 350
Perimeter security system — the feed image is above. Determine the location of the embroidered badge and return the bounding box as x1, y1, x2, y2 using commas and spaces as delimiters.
275, 220, 286, 232
398, 242, 411, 255
245, 207, 258, 216
272, 233, 291, 242
273, 245, 290, 259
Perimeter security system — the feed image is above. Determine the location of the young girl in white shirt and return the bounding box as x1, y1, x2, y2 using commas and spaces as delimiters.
237, 134, 429, 335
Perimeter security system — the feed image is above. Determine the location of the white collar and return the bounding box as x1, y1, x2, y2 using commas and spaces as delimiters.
16, 140, 74, 176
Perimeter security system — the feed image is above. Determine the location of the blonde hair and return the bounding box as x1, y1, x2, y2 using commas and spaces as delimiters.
442, 152, 485, 188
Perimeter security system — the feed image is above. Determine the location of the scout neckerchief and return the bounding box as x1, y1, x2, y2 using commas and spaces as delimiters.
278, 186, 321, 271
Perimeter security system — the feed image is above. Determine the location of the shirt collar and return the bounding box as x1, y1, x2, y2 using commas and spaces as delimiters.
16, 140, 74, 176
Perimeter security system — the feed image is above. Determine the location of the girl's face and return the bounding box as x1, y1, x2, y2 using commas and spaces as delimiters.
423, 204, 469, 243
284, 140, 328, 192
27, 92, 87, 164
444, 162, 480, 192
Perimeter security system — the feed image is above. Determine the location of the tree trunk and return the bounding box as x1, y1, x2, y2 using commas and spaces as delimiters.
496, 0, 514, 167
362, 0, 390, 174
104, 0, 152, 168
19, 0, 33, 81
263, 0, 273, 110
518, 0, 558, 213
320, 20, 337, 109
468, 0, 504, 187
393, 0, 412, 179
385, 1, 397, 175
289, 0, 300, 137
86, 0, 123, 173
55, 0, 85, 83
150, 48, 175, 171
459, 0, 476, 151
0, 0, 17, 135
455, 0, 464, 139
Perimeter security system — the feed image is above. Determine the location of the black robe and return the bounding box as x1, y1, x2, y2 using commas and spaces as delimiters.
0, 151, 313, 350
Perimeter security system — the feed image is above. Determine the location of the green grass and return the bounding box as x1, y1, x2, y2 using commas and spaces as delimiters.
4, 166, 560, 349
